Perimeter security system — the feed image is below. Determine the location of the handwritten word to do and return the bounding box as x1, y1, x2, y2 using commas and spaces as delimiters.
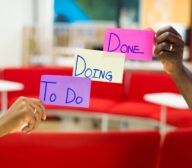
39, 75, 91, 108
103, 28, 154, 61
73, 49, 125, 83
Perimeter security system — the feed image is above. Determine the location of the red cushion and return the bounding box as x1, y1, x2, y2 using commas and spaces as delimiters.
88, 98, 119, 112
43, 98, 118, 113
0, 69, 2, 106
159, 129, 192, 168
7, 95, 119, 113
91, 81, 125, 100
126, 71, 179, 102
3, 67, 126, 107
0, 68, 3, 79
0, 132, 160, 168
109, 101, 160, 117
150, 107, 192, 128
3, 66, 73, 97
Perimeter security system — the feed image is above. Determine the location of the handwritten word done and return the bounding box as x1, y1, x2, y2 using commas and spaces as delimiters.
107, 33, 144, 55
104, 28, 154, 61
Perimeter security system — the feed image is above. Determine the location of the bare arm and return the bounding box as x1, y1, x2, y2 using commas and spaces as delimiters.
155, 26, 192, 110
172, 65, 192, 109
0, 97, 46, 137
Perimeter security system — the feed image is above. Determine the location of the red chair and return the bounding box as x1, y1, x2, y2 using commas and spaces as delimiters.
0, 69, 3, 79
151, 107, 192, 128
0, 131, 160, 168
159, 129, 192, 168
2, 66, 73, 106
109, 71, 177, 118
126, 71, 179, 102
2, 66, 126, 113
0, 69, 2, 107
109, 71, 192, 128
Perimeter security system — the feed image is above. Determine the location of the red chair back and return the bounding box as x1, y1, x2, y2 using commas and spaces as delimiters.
0, 68, 3, 79
0, 131, 160, 168
3, 66, 73, 98
159, 129, 192, 168
126, 71, 179, 102
3, 67, 126, 105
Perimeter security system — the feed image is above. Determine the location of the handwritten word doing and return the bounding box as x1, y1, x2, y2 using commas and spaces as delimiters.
41, 81, 83, 104
74, 55, 113, 82
107, 33, 144, 54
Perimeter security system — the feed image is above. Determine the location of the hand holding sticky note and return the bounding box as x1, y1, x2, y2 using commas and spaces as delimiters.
73, 49, 125, 83
103, 28, 154, 61
39, 75, 91, 108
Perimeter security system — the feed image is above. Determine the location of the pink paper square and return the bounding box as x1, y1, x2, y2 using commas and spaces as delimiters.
103, 28, 154, 61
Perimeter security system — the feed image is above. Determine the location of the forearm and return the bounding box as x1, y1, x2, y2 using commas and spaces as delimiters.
172, 64, 192, 110
0, 115, 11, 137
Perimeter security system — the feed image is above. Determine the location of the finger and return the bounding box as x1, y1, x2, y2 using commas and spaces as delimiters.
29, 98, 45, 112
31, 98, 46, 120
32, 108, 41, 126
147, 27, 155, 31
154, 35, 157, 46
25, 99, 43, 122
22, 124, 30, 133
156, 32, 183, 45
22, 125, 34, 134
154, 42, 176, 55
23, 104, 34, 118
156, 50, 173, 60
156, 26, 181, 37
22, 117, 37, 134
29, 98, 46, 120
26, 99, 42, 112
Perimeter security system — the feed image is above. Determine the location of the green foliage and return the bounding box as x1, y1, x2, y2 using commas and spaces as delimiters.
76, 0, 139, 21
76, 0, 118, 20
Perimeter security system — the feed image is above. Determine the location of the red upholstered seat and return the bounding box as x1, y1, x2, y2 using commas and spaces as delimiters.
0, 68, 3, 79
44, 98, 118, 113
116, 71, 192, 127
159, 129, 192, 168
108, 71, 179, 119
0, 68, 2, 105
85, 80, 126, 112
3, 67, 125, 113
150, 107, 192, 128
3, 67, 192, 128
126, 71, 179, 102
3, 66, 73, 99
109, 101, 160, 117
0, 131, 160, 168
0, 69, 3, 103
87, 98, 119, 112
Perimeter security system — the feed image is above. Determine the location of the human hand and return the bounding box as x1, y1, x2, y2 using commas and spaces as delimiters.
0, 97, 46, 134
154, 26, 185, 76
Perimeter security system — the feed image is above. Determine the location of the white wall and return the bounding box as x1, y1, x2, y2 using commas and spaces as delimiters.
36, 0, 54, 56
0, 0, 33, 67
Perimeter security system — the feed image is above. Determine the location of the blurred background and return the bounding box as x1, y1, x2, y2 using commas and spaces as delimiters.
0, 0, 190, 67
0, 0, 191, 133
1, 1, 192, 167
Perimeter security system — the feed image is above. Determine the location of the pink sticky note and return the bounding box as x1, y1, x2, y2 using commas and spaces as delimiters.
39, 75, 91, 108
103, 28, 154, 61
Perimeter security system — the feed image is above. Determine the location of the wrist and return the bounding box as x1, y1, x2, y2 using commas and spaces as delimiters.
170, 63, 184, 79
0, 114, 12, 136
